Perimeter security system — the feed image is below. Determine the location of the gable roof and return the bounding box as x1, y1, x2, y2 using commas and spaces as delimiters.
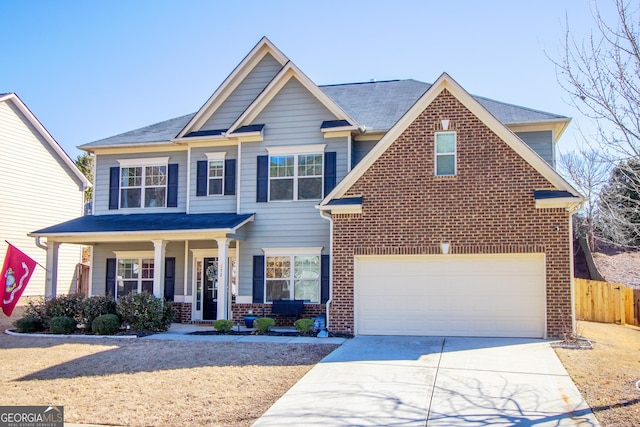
226, 61, 356, 134
321, 79, 569, 135
320, 73, 581, 208
176, 37, 289, 139
0, 93, 91, 188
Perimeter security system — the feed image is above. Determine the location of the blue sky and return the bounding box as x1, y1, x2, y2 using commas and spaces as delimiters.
1, 1, 615, 159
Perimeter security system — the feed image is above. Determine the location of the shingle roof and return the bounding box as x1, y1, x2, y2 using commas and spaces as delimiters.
80, 113, 195, 148
80, 79, 568, 149
31, 212, 254, 235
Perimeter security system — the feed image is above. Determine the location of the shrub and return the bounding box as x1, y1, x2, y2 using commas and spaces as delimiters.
43, 294, 86, 323
213, 319, 233, 333
92, 314, 121, 335
13, 315, 45, 333
81, 295, 117, 333
294, 318, 314, 335
116, 292, 175, 332
49, 316, 76, 334
253, 317, 275, 334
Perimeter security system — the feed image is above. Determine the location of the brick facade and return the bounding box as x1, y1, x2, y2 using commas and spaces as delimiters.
232, 303, 326, 326
329, 89, 573, 339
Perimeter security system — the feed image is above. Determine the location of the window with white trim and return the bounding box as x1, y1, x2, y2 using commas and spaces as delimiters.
119, 158, 168, 208
116, 257, 154, 298
435, 131, 456, 176
265, 252, 320, 303
267, 145, 325, 201
205, 152, 225, 196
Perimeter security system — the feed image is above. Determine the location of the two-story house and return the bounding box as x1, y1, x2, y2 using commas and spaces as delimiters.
32, 38, 582, 338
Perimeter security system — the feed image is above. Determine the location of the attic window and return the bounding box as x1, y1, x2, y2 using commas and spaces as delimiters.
435, 131, 456, 176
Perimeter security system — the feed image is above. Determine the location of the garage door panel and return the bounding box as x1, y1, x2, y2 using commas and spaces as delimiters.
355, 254, 545, 338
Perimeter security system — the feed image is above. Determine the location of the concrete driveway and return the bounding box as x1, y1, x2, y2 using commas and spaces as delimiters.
253, 336, 599, 426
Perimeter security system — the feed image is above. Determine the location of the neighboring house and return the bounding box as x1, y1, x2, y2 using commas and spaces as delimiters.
0, 93, 90, 297
31, 38, 582, 338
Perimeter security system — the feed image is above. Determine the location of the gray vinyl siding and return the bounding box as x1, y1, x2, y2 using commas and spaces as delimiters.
353, 139, 378, 167
201, 53, 283, 131
188, 146, 238, 213
93, 150, 188, 215
91, 241, 185, 296
516, 131, 555, 168
236, 77, 349, 297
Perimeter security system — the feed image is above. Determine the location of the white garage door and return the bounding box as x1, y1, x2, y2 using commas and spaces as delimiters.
355, 254, 545, 338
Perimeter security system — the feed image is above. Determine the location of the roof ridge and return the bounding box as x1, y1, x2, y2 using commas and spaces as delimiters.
320, 79, 420, 88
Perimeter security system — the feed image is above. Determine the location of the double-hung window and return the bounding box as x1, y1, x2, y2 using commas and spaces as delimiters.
119, 158, 169, 208
206, 152, 225, 196
114, 252, 154, 298
267, 145, 324, 201
435, 132, 456, 176
264, 249, 321, 303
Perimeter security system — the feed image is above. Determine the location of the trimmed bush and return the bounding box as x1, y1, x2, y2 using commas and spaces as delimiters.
81, 295, 117, 333
253, 317, 275, 334
49, 316, 76, 334
294, 318, 314, 335
92, 314, 121, 335
116, 292, 175, 332
13, 315, 45, 333
213, 319, 233, 333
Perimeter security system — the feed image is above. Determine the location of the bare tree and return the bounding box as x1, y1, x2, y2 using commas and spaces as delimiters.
553, 0, 640, 246
559, 148, 608, 247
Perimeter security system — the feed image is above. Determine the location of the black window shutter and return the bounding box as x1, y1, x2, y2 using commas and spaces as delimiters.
164, 257, 176, 301
256, 155, 268, 202
106, 258, 116, 297
253, 255, 265, 303
324, 152, 337, 197
196, 160, 207, 196
321, 254, 330, 304
224, 159, 236, 195
167, 164, 179, 207
108, 167, 120, 210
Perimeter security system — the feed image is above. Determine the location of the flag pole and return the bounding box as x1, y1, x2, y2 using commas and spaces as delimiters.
4, 240, 47, 270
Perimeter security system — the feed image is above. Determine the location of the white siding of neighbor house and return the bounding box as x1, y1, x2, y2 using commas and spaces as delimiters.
201, 53, 283, 131
188, 145, 238, 213
93, 150, 188, 215
236, 77, 349, 296
516, 131, 554, 168
0, 100, 85, 297
91, 241, 185, 296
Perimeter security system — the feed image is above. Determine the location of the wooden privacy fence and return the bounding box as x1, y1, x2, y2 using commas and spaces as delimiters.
574, 278, 640, 326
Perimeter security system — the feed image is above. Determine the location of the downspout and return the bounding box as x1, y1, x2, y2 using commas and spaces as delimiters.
319, 210, 333, 336
35, 236, 47, 250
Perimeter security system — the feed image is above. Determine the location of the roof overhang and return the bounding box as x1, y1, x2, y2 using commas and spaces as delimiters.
30, 213, 255, 244
534, 190, 584, 210
316, 197, 363, 214
507, 118, 572, 143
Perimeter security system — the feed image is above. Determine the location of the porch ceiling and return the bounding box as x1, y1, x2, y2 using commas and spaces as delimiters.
29, 212, 254, 244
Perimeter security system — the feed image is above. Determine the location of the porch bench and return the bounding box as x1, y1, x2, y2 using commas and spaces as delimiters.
271, 299, 305, 321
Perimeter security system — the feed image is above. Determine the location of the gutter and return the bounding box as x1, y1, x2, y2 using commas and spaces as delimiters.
319, 210, 333, 337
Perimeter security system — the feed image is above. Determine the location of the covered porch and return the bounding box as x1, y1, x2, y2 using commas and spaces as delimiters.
30, 212, 254, 322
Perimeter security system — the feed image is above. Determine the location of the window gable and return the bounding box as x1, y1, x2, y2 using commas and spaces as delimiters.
435, 131, 456, 176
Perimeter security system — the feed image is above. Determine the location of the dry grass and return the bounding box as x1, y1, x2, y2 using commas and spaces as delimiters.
0, 305, 338, 426
555, 320, 640, 426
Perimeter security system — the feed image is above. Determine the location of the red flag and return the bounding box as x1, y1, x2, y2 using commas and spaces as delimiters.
0, 244, 37, 316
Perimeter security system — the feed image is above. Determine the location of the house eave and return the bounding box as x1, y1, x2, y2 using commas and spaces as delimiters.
317, 204, 362, 214
535, 197, 584, 210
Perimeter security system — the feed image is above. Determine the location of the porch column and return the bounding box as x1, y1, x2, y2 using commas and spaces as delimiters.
44, 241, 60, 297
152, 240, 167, 298
216, 237, 229, 320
